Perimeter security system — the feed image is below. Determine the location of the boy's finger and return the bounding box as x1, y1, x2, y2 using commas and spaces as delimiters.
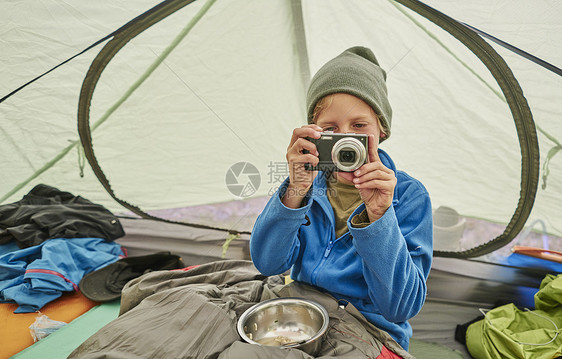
368, 134, 381, 163
288, 126, 321, 148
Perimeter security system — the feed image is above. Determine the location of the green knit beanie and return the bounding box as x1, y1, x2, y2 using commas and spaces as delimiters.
306, 46, 392, 141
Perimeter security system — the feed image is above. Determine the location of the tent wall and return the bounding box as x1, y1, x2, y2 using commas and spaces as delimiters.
1, 1, 561, 241
2, 0, 306, 209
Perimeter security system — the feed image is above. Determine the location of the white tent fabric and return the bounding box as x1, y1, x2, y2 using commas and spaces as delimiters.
1, 0, 561, 248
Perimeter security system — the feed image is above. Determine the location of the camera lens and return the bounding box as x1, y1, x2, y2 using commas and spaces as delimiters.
339, 150, 356, 163
331, 136, 368, 172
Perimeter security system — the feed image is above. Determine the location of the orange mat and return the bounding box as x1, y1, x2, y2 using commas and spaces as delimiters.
0, 291, 99, 359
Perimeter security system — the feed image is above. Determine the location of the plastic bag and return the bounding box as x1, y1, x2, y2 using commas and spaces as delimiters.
29, 312, 67, 342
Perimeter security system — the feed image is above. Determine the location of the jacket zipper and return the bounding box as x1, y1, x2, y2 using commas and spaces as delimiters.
311, 234, 342, 285
324, 240, 334, 258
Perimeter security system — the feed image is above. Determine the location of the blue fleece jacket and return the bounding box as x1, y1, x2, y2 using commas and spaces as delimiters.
250, 149, 433, 350
0, 237, 123, 313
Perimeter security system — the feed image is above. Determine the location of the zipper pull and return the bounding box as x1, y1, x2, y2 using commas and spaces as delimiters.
324, 241, 334, 258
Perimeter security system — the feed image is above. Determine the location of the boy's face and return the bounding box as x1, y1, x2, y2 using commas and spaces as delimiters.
314, 93, 382, 184
315, 93, 382, 141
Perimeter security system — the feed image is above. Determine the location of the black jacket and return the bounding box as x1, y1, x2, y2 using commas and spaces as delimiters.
0, 184, 124, 248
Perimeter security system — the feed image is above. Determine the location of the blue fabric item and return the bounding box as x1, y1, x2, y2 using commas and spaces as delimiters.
501, 253, 562, 274
0, 242, 21, 256
250, 149, 433, 351
0, 237, 123, 313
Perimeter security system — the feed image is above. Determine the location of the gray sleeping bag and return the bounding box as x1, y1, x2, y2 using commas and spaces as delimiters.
69, 260, 413, 359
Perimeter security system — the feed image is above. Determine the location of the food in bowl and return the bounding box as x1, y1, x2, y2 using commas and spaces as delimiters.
237, 297, 329, 355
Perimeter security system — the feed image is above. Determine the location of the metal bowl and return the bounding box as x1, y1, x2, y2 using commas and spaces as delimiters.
237, 297, 329, 355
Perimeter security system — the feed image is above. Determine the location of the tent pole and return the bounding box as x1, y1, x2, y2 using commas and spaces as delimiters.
290, 0, 311, 91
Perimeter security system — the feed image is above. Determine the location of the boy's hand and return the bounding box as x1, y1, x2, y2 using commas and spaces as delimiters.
282, 125, 322, 208
339, 134, 396, 222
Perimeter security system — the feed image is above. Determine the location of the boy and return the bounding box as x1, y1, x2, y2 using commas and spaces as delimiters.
250, 46, 433, 351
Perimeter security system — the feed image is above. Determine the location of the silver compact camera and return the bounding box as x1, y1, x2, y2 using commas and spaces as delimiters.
305, 132, 369, 172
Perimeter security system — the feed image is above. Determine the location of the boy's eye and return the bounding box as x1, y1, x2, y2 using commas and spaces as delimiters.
323, 126, 336, 132
353, 123, 365, 128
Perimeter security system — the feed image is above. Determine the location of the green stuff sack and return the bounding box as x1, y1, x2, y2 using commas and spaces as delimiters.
535, 274, 562, 313
466, 274, 562, 359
